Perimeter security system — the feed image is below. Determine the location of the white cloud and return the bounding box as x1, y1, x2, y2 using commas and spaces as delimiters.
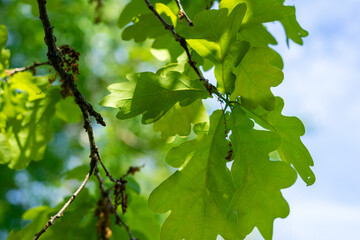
274, 200, 360, 240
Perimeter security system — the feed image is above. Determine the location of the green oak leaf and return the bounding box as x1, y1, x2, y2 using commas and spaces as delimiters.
220, 0, 294, 25
149, 110, 243, 240
151, 34, 185, 63
246, 97, 315, 185
100, 71, 208, 124
0, 25, 8, 50
10, 72, 44, 101
0, 48, 10, 74
178, 4, 249, 94
280, 13, 309, 46
6, 88, 60, 169
153, 99, 208, 140
221, 0, 308, 45
229, 106, 297, 239
117, 0, 150, 28
122, 3, 176, 42
232, 47, 283, 110
118, 0, 212, 29
0, 25, 10, 74
121, 3, 186, 60
238, 24, 277, 47
7, 206, 51, 240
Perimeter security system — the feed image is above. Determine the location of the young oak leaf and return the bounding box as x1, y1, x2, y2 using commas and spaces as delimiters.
246, 97, 315, 185
220, 0, 308, 45
100, 71, 208, 124
149, 110, 244, 240
153, 99, 208, 140
280, 13, 309, 46
231, 47, 283, 111
229, 106, 297, 240
177, 4, 249, 94
221, 0, 294, 25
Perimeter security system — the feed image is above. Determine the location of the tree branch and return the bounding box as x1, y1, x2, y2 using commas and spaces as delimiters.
143, 0, 233, 108
5, 61, 50, 76
36, 0, 106, 126
175, 0, 193, 26
33, 0, 109, 238
94, 167, 137, 240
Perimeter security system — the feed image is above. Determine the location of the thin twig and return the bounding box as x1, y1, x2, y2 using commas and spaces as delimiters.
97, 154, 117, 182
33, 172, 92, 240
94, 167, 137, 240
5, 61, 50, 76
144, 0, 233, 108
175, 0, 193, 26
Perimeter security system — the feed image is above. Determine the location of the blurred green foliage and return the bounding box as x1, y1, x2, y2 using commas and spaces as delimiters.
0, 0, 171, 239
0, 0, 314, 239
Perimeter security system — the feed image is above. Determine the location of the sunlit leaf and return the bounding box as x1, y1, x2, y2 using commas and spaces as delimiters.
220, 0, 294, 24
221, 0, 308, 45
232, 47, 283, 110
280, 13, 309, 46
178, 4, 249, 94
229, 106, 297, 239
245, 97, 315, 185
6, 88, 61, 169
10, 72, 44, 101
149, 110, 243, 240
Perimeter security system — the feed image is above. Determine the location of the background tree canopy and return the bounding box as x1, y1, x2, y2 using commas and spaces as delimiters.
0, 0, 315, 239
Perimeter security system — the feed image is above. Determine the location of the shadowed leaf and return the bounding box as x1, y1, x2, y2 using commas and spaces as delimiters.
100, 71, 208, 124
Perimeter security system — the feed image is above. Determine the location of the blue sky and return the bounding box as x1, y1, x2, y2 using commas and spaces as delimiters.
254, 0, 360, 239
